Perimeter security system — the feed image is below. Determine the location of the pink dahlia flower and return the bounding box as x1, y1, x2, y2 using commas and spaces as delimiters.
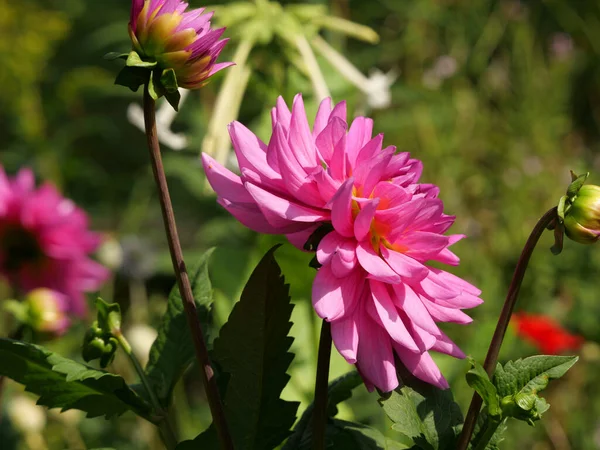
0, 167, 109, 316
202, 94, 482, 391
129, 0, 233, 89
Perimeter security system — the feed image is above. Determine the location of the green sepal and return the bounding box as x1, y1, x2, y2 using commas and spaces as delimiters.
557, 195, 567, 221
114, 66, 150, 92
126, 51, 157, 68
465, 358, 502, 419
161, 68, 181, 110
95, 298, 122, 335
566, 171, 589, 198
104, 52, 129, 61
147, 69, 166, 100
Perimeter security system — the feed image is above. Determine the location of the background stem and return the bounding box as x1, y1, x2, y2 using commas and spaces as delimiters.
457, 207, 558, 450
143, 87, 233, 450
115, 331, 178, 450
312, 320, 332, 450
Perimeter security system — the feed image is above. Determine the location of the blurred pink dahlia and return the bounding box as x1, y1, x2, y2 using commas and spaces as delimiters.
129, 0, 233, 89
0, 167, 109, 316
202, 94, 482, 391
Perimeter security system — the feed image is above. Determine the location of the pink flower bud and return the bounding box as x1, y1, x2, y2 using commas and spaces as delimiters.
129, 0, 233, 89
564, 184, 600, 244
25, 288, 70, 335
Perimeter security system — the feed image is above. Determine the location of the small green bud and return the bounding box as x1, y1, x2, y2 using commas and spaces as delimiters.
563, 184, 600, 244
81, 298, 123, 369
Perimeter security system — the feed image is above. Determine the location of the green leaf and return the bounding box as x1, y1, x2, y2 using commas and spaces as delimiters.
465, 358, 501, 418
0, 339, 151, 420
178, 245, 299, 450
493, 355, 578, 398
126, 51, 157, 68
283, 371, 363, 450
144, 249, 214, 406
285, 419, 408, 450
114, 66, 149, 92
379, 385, 463, 450
566, 172, 589, 198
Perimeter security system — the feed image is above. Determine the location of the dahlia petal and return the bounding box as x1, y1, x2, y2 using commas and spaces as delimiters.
355, 146, 395, 197
393, 345, 449, 389
311, 168, 340, 201
272, 96, 292, 131
392, 283, 440, 335
289, 94, 318, 168
431, 268, 482, 296
431, 332, 466, 358
316, 231, 346, 266
202, 153, 253, 203
330, 241, 358, 278
312, 265, 363, 321
423, 300, 473, 324
217, 197, 296, 234
244, 182, 328, 226
346, 117, 373, 169
207, 60, 235, 76
356, 242, 401, 283
397, 231, 451, 261
315, 117, 346, 164
286, 224, 319, 251
228, 122, 283, 190
312, 97, 332, 137
14, 168, 35, 193
331, 315, 359, 363
330, 178, 354, 238
356, 314, 399, 392
272, 124, 323, 207
354, 198, 379, 242
380, 247, 428, 281
382, 151, 410, 179
369, 280, 420, 352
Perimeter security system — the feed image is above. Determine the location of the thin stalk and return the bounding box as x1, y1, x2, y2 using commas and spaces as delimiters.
472, 418, 502, 450
457, 207, 558, 450
115, 331, 177, 450
143, 86, 233, 450
312, 320, 332, 450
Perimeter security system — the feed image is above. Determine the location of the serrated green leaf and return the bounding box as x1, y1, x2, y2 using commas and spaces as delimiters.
283, 371, 363, 450
466, 358, 501, 418
144, 249, 214, 406
493, 355, 578, 398
0, 339, 151, 420
126, 51, 157, 68
114, 66, 149, 92
379, 385, 463, 450
179, 245, 299, 450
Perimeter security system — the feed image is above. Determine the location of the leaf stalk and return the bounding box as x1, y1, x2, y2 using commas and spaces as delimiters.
312, 320, 332, 450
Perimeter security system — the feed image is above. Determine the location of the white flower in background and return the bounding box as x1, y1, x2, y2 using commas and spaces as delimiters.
8, 396, 46, 434
126, 323, 158, 366
127, 89, 189, 150
422, 55, 458, 89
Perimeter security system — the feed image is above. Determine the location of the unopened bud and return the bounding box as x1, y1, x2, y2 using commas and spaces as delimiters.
24, 289, 70, 335
563, 184, 600, 244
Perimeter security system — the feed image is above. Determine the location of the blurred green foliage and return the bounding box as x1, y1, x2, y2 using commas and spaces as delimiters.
1, 0, 600, 449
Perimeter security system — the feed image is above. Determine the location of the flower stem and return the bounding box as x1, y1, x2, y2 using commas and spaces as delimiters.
456, 207, 558, 450
143, 86, 233, 450
115, 331, 178, 450
312, 320, 332, 450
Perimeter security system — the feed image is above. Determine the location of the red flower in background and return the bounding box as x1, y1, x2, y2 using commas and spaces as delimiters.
512, 313, 584, 355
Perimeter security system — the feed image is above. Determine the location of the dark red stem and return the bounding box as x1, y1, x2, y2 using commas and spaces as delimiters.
143, 87, 233, 450
456, 207, 558, 450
